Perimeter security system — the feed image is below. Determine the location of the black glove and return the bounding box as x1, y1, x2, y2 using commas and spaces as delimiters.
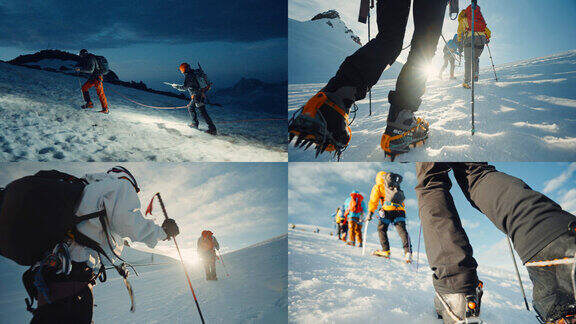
367, 211, 374, 222
162, 218, 180, 239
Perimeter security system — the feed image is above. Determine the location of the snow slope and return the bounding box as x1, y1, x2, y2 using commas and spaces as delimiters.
0, 62, 287, 162
289, 225, 538, 324
289, 50, 576, 162
289, 17, 403, 84
0, 235, 287, 323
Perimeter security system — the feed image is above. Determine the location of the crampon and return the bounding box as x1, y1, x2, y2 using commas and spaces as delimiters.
288, 91, 355, 160
380, 118, 429, 161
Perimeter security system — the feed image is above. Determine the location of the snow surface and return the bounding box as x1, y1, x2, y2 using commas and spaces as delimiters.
289, 17, 403, 84
289, 50, 576, 162
289, 225, 538, 324
0, 235, 287, 323
0, 62, 287, 162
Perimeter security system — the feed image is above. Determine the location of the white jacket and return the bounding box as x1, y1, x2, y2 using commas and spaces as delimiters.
69, 172, 166, 267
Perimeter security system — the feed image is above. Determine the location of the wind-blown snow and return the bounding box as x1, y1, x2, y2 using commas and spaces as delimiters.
289, 50, 576, 162
0, 62, 287, 162
289, 225, 537, 323
0, 235, 287, 323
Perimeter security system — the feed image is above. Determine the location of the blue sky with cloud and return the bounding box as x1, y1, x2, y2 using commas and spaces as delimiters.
0, 0, 287, 89
0, 162, 287, 261
289, 162, 576, 267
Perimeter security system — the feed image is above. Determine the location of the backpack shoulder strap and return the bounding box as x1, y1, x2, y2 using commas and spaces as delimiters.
74, 210, 106, 223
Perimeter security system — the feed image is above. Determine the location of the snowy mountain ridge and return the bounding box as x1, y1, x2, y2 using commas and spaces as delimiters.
289, 11, 404, 84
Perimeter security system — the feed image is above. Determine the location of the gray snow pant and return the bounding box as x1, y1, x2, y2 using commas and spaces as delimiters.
415, 162, 575, 294
463, 35, 486, 83
440, 52, 455, 78
188, 92, 216, 131
377, 210, 412, 253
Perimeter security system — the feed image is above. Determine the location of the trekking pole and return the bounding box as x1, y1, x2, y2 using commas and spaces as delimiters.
416, 221, 422, 272
154, 193, 206, 324
359, 0, 374, 116
506, 236, 530, 311
76, 70, 83, 97
362, 217, 369, 256
470, 0, 476, 136
216, 250, 230, 278
367, 0, 373, 116
440, 34, 459, 64
486, 43, 499, 81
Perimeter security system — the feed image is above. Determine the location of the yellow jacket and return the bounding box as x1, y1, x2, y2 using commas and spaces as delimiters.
457, 9, 491, 42
368, 171, 406, 213
335, 209, 345, 223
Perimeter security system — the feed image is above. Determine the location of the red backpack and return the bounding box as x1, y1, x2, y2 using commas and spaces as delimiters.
349, 193, 363, 213
465, 5, 487, 32
199, 230, 215, 250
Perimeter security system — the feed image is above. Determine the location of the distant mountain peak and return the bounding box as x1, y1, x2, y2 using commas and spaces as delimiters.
309, 10, 361, 46
311, 10, 341, 21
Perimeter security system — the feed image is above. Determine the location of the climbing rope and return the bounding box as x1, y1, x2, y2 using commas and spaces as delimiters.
107, 87, 188, 110
80, 81, 288, 124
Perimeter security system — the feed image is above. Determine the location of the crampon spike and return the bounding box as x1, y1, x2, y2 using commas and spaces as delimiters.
304, 141, 314, 150
294, 136, 304, 148
288, 133, 295, 142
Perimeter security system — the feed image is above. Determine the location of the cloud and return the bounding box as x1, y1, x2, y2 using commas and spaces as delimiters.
0, 0, 287, 49
543, 163, 576, 194
559, 188, 576, 215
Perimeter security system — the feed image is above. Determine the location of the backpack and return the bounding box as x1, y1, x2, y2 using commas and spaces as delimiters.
194, 63, 211, 90
199, 232, 215, 250
384, 173, 405, 204
465, 5, 486, 33
0, 171, 136, 312
95, 55, 110, 75
349, 193, 363, 214
0, 170, 126, 265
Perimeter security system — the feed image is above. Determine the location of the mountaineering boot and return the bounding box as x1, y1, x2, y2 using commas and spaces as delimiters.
359, 242, 363, 248
373, 250, 390, 259
404, 252, 413, 264
288, 86, 357, 160
205, 128, 218, 136
81, 102, 94, 109
435, 282, 484, 324
99, 108, 109, 114
347, 241, 356, 247
189, 123, 199, 129
526, 225, 576, 324
462, 82, 471, 89
381, 105, 429, 161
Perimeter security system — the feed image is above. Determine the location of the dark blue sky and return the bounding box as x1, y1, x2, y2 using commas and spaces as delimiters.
0, 0, 287, 89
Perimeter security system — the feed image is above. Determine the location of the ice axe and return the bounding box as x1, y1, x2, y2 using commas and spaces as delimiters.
147, 193, 206, 324
362, 216, 370, 256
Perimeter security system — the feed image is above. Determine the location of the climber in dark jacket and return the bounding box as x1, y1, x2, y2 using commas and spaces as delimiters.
75, 49, 109, 114
171, 63, 217, 135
